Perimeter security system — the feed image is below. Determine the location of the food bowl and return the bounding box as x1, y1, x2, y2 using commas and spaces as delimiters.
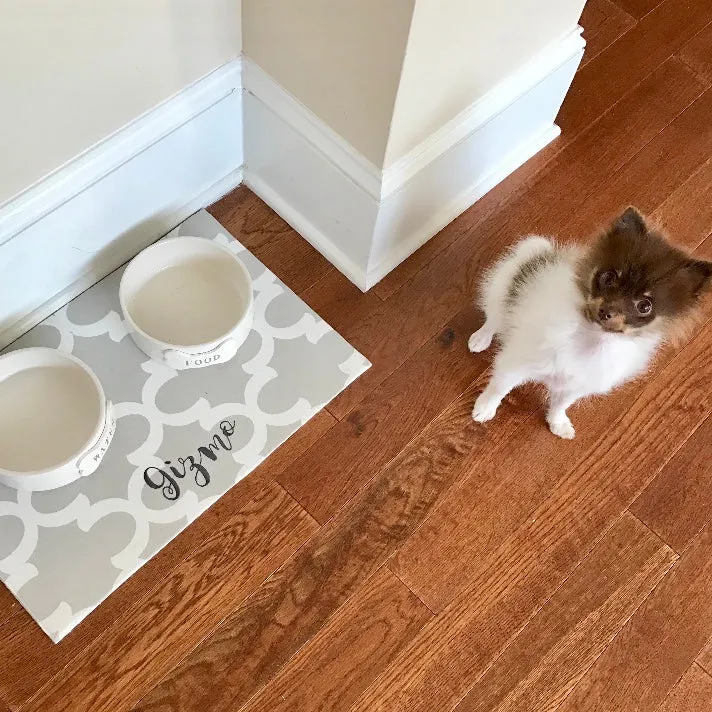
0, 348, 115, 491
120, 237, 254, 370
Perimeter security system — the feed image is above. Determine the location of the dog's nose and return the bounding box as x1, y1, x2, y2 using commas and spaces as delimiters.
598, 308, 612, 322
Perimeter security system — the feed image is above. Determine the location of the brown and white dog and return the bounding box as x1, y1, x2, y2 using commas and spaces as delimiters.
468, 207, 712, 438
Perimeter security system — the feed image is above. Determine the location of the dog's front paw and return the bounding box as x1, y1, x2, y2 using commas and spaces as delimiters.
468, 327, 493, 353
472, 393, 499, 423
548, 417, 575, 440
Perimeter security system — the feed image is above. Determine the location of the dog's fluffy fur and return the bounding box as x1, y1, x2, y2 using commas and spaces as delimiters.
469, 207, 712, 439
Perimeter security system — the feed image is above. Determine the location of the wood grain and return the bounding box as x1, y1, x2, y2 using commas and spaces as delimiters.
16, 480, 317, 712
208, 185, 276, 251
652, 157, 712, 249
119, 372, 537, 712
612, 0, 664, 19
390, 301, 710, 613
678, 20, 712, 85
699, 233, 712, 261
301, 270, 384, 345
697, 637, 712, 675
350, 325, 712, 712
656, 664, 712, 712
389, 106, 712, 609
263, 408, 336, 479
631, 414, 712, 553
225, 567, 430, 712
0, 469, 265, 704
208, 187, 333, 296
560, 86, 712, 241
452, 512, 677, 712
558, 1, 712, 139
326, 58, 703, 421
557, 522, 712, 712
580, 0, 637, 69
276, 310, 488, 523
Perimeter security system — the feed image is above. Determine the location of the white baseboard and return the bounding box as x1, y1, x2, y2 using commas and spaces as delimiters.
366, 124, 561, 289
2, 29, 585, 345
0, 58, 244, 348
245, 172, 368, 290
243, 29, 585, 291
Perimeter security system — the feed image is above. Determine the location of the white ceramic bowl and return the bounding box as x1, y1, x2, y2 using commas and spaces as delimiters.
0, 348, 115, 491
120, 237, 254, 370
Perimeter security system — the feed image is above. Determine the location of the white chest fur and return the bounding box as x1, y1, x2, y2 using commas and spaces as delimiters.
542, 325, 660, 397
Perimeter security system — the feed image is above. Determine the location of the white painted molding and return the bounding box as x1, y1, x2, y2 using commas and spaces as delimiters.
367, 125, 561, 289
243, 28, 586, 291
0, 58, 243, 348
242, 59, 383, 201
381, 28, 586, 197
2, 26, 586, 345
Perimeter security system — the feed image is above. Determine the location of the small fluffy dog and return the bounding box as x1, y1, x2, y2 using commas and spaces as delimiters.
469, 207, 712, 439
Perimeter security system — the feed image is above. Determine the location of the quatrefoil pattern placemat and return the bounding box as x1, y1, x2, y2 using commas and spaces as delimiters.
0, 209, 370, 642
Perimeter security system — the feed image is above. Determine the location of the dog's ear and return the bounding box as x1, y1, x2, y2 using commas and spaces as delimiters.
680, 259, 712, 297
613, 206, 648, 238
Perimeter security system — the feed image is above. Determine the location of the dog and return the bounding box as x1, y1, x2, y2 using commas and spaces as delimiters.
469, 207, 712, 439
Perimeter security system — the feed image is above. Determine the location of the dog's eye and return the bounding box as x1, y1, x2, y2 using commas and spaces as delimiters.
636, 298, 653, 315
598, 270, 618, 288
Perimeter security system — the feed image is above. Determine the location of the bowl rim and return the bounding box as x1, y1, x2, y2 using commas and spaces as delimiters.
0, 347, 107, 478
119, 236, 254, 351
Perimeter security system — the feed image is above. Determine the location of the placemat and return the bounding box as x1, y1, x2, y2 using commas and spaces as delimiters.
0, 209, 370, 642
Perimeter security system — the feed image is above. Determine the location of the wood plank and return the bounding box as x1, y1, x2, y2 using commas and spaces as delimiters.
630, 414, 712, 553
558, 1, 712, 139
656, 664, 712, 712
698, 637, 712, 675
556, 523, 712, 712
208, 185, 272, 250
652, 157, 712, 250
276, 309, 489, 523
326, 58, 704, 421
301, 270, 384, 343
452, 512, 676, 712
371, 140, 561, 302
113, 373, 538, 712
389, 313, 706, 613
138, 567, 431, 712
264, 408, 337, 479
389, 120, 712, 611
559, 86, 712, 242
6, 479, 317, 712
0, 469, 267, 702
580, 0, 637, 69
613, 0, 664, 20
349, 325, 712, 712
698, 233, 712, 261
678, 20, 712, 85
208, 187, 333, 296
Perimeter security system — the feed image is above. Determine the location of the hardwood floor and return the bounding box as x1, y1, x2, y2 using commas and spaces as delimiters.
2, 2, 712, 710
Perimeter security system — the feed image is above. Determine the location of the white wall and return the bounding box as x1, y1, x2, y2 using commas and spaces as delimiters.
384, 0, 587, 166
0, 0, 242, 205
243, 0, 416, 167
244, 0, 586, 169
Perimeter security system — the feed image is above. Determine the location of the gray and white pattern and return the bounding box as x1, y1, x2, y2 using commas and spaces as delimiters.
0, 210, 370, 642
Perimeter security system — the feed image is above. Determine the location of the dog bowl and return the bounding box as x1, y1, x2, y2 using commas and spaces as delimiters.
120, 237, 254, 370
0, 348, 115, 491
